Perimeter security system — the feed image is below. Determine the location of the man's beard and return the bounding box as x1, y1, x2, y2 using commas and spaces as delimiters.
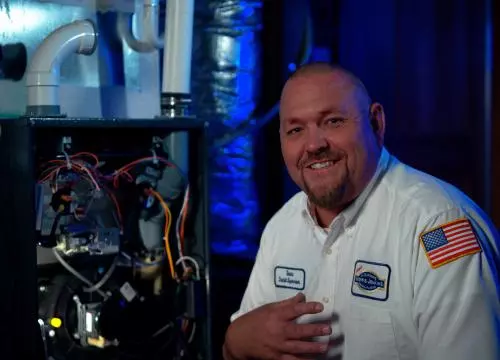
298, 149, 348, 209
303, 174, 348, 210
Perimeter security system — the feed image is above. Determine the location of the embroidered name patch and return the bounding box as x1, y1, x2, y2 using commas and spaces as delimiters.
274, 266, 305, 290
351, 260, 391, 301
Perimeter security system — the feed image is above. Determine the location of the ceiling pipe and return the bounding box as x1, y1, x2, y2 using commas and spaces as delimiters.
25, 19, 97, 117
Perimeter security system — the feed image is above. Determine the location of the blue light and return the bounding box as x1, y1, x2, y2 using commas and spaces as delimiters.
192, 1, 262, 257
209, 133, 259, 256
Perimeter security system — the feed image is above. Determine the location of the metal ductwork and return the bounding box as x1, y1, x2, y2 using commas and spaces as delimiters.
192, 0, 262, 254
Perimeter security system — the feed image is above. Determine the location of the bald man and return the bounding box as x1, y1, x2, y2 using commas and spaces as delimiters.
223, 63, 499, 360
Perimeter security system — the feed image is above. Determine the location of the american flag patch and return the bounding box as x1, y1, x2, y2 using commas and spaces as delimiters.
420, 218, 482, 269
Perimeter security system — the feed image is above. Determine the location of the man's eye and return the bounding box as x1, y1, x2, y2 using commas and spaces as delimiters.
326, 117, 344, 126
286, 127, 302, 136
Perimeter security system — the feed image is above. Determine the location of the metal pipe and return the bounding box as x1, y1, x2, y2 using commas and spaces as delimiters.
25, 19, 97, 116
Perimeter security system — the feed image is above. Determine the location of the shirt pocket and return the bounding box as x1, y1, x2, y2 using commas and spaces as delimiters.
344, 304, 400, 360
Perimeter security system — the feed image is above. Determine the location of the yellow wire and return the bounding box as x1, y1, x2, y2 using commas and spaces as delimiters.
149, 190, 175, 280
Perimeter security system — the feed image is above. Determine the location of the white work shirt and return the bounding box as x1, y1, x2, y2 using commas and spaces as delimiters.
231, 148, 499, 360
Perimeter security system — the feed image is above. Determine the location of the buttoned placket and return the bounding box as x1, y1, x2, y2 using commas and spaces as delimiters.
318, 216, 346, 310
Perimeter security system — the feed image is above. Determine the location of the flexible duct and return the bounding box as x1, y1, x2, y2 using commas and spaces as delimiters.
210, 3, 314, 149
192, 0, 262, 254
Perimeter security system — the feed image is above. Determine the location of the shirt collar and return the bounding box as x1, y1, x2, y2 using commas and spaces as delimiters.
301, 147, 392, 230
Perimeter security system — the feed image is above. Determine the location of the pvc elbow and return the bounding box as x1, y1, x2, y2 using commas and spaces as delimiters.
26, 19, 97, 111
117, 12, 157, 53
27, 19, 96, 88
143, 4, 164, 50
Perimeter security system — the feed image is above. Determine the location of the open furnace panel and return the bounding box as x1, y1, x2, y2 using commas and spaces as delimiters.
0, 117, 211, 360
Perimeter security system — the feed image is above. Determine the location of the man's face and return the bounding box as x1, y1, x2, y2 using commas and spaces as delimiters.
279, 72, 382, 210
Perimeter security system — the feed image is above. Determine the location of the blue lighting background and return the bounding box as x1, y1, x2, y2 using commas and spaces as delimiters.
208, 0, 314, 258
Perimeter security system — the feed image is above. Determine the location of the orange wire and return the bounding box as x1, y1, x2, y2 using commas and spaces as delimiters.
112, 157, 174, 187
38, 165, 65, 183
40, 159, 123, 234
40, 162, 100, 191
112, 170, 134, 188
71, 152, 99, 165
148, 189, 175, 280
115, 156, 173, 174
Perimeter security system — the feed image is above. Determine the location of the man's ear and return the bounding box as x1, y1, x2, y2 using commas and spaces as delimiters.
369, 102, 385, 146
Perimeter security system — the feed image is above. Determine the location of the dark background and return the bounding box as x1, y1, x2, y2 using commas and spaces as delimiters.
211, 0, 500, 358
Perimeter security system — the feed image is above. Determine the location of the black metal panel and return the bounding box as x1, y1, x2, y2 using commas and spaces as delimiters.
0, 117, 38, 360
28, 116, 205, 129
0, 117, 211, 360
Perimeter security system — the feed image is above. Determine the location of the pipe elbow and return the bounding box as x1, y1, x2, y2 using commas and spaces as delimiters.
143, 3, 164, 49
25, 19, 97, 112
117, 12, 156, 53
26, 19, 97, 88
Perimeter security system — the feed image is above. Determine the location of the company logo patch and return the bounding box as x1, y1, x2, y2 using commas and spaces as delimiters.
274, 266, 305, 290
351, 260, 391, 301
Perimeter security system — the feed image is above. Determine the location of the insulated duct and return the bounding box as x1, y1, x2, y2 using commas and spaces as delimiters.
192, 0, 262, 255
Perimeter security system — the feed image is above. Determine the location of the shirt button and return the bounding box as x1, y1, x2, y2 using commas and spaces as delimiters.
326, 249, 332, 255
322, 297, 330, 303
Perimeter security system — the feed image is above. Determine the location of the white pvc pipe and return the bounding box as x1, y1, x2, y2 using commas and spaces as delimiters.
26, 19, 97, 108
117, 12, 157, 53
116, 0, 164, 54
143, 0, 165, 49
161, 0, 195, 175
162, 0, 194, 94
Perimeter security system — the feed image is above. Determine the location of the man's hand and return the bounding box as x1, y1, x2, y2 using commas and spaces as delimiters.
223, 293, 335, 360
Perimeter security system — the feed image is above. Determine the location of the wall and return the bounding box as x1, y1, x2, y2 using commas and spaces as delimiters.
337, 0, 489, 211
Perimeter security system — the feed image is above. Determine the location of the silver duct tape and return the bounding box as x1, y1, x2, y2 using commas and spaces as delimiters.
192, 0, 262, 249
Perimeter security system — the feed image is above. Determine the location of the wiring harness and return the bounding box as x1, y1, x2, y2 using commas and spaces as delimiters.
36, 144, 203, 359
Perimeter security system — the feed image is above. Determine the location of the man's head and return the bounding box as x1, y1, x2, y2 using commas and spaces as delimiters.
279, 63, 385, 212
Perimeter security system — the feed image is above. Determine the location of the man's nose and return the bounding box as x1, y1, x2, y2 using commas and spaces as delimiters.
305, 128, 328, 153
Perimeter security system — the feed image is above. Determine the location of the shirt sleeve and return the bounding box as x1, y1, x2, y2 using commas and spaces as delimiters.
230, 223, 277, 322
413, 207, 499, 360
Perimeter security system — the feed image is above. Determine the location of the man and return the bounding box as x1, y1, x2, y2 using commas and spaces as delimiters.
223, 63, 500, 360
